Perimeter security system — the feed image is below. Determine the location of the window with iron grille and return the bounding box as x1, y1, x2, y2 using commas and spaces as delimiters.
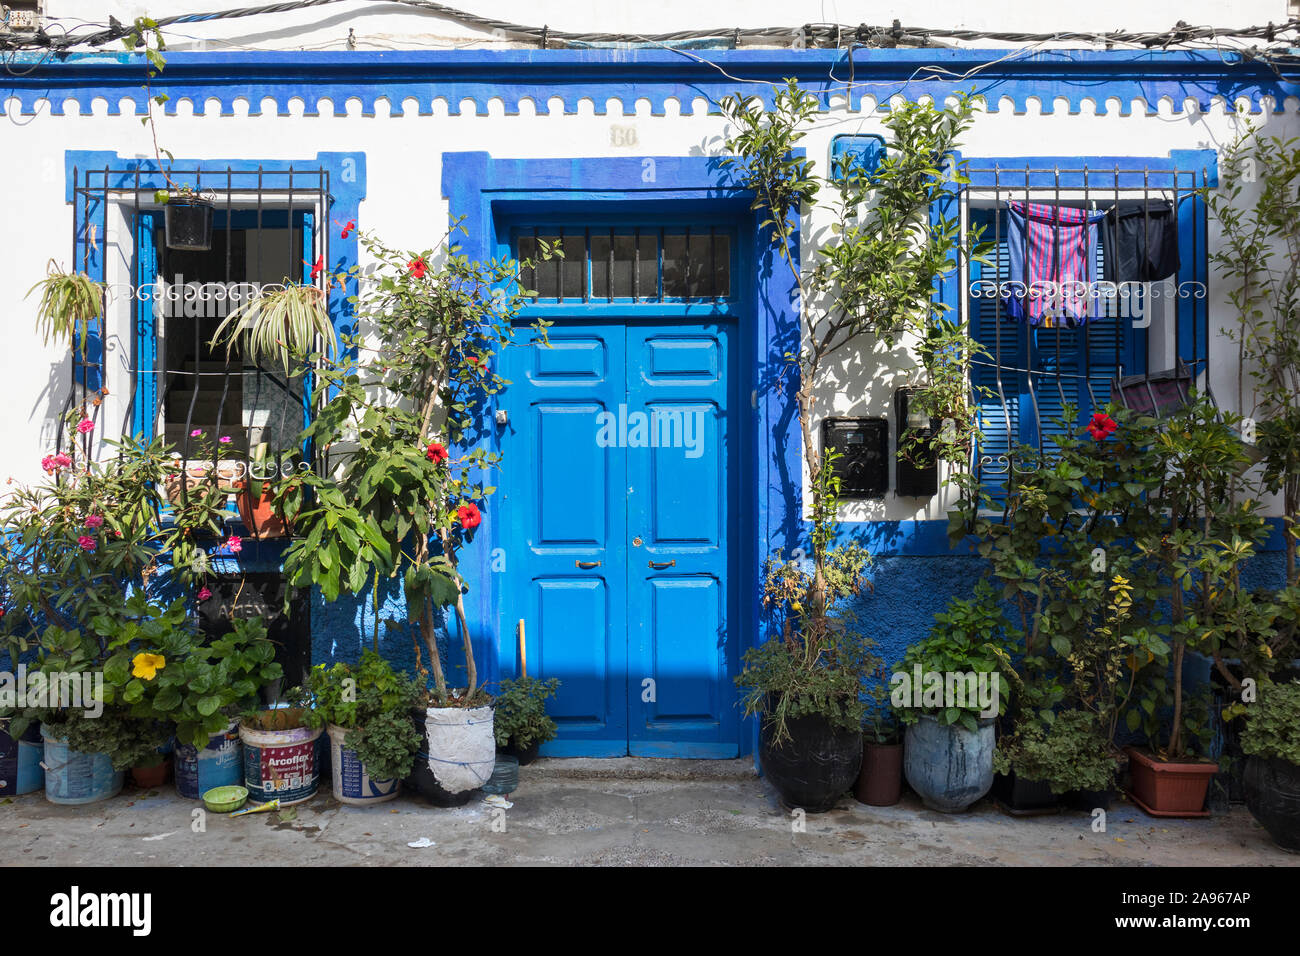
515, 226, 735, 303
963, 158, 1211, 503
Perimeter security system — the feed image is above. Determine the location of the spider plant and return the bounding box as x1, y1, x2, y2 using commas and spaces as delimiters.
210, 282, 337, 376
27, 262, 106, 356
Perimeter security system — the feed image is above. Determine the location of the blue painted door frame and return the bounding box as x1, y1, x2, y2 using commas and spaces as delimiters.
443, 152, 804, 758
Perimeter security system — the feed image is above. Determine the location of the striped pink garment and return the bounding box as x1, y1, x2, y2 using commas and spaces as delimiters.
1003, 201, 1106, 327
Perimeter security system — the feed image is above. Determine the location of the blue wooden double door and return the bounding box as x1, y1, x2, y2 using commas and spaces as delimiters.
499, 318, 739, 756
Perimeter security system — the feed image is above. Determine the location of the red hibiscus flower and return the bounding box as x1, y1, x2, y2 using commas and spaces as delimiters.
408, 256, 427, 279
1086, 412, 1118, 442
426, 442, 449, 465
457, 502, 481, 530
340, 219, 356, 239
309, 254, 324, 281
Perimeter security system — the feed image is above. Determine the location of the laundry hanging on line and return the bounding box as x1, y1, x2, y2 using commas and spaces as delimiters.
1001, 200, 1108, 328
1102, 202, 1181, 284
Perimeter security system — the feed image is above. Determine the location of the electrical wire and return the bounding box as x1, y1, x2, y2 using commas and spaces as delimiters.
3, 1, 1299, 58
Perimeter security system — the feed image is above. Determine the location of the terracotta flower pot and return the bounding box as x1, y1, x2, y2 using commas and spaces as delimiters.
1124, 746, 1217, 817
130, 756, 172, 789
855, 740, 903, 806
235, 481, 291, 539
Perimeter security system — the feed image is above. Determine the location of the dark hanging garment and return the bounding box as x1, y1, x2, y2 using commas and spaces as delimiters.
1103, 203, 1180, 283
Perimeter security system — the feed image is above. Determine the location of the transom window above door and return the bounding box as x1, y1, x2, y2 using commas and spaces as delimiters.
514, 227, 734, 303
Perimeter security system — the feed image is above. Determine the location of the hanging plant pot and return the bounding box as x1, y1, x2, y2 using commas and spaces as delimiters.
1124, 746, 1216, 817
1243, 756, 1300, 852
164, 193, 215, 251
235, 479, 292, 539
759, 706, 862, 813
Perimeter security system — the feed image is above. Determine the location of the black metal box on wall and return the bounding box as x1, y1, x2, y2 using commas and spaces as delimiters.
821, 417, 888, 499
197, 573, 310, 695
894, 388, 939, 498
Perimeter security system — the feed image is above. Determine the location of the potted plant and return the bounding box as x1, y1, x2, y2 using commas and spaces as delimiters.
855, 703, 903, 807
993, 711, 1119, 814
1123, 397, 1260, 817
736, 530, 879, 813
284, 226, 554, 807
494, 675, 561, 765
233, 444, 304, 540
210, 281, 338, 378
162, 186, 215, 252
896, 581, 1014, 813
27, 260, 105, 356
304, 650, 422, 806
238, 698, 322, 806
1230, 678, 1300, 851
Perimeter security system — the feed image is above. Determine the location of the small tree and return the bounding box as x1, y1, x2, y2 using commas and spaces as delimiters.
285, 226, 552, 706
719, 82, 986, 611
1209, 118, 1300, 591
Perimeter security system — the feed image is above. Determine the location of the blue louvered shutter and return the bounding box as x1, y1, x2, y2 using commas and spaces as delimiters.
970, 208, 1137, 500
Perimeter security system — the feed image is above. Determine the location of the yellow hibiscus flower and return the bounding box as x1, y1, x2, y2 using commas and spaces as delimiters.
132, 652, 166, 680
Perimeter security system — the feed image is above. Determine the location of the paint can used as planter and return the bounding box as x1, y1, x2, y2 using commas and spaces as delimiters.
1124, 746, 1216, 818
39, 726, 124, 805
903, 714, 995, 813
1242, 756, 1300, 851
854, 740, 903, 807
759, 709, 862, 813
239, 714, 322, 805
175, 721, 243, 799
326, 724, 398, 806
0, 721, 43, 796
406, 705, 494, 807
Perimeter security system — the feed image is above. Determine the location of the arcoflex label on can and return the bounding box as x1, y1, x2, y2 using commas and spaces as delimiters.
243, 740, 318, 804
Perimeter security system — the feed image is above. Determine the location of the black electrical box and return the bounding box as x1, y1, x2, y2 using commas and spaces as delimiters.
198, 573, 310, 697
821, 417, 888, 499
895, 388, 939, 498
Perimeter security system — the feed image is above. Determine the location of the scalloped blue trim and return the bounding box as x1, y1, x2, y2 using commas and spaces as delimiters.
4, 49, 1298, 117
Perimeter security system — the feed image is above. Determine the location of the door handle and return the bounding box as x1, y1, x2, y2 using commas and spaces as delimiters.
647, 559, 676, 570
575, 560, 601, 569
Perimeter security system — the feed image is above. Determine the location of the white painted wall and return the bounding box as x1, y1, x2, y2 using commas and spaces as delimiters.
1, 52, 1295, 520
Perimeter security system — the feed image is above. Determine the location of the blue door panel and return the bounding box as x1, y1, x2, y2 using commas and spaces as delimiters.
627, 323, 737, 757
500, 325, 628, 757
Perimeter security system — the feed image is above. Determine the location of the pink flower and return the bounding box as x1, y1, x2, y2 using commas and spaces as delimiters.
225, 535, 242, 555
83, 515, 104, 529
41, 455, 54, 473
77, 535, 96, 551
190, 429, 203, 438
219, 436, 232, 444
197, 586, 212, 601
76, 418, 94, 434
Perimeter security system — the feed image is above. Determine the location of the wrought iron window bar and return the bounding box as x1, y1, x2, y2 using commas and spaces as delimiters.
962, 161, 1210, 486
66, 164, 333, 518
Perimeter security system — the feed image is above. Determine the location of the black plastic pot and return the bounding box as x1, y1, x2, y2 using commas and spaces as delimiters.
165, 194, 215, 251
1066, 786, 1116, 812
503, 739, 540, 766
759, 709, 861, 813
1243, 755, 1300, 852
992, 771, 1060, 815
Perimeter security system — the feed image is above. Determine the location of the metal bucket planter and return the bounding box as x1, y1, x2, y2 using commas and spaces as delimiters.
239, 710, 322, 805
903, 714, 995, 813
